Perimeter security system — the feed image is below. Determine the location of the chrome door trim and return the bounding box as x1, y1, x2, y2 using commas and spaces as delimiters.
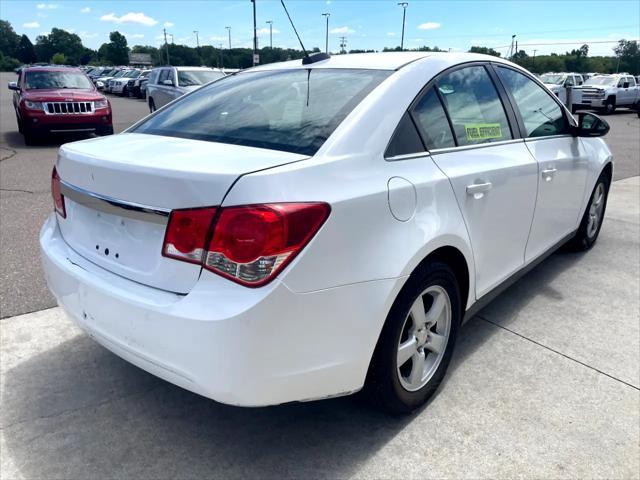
60, 180, 170, 224
429, 138, 525, 156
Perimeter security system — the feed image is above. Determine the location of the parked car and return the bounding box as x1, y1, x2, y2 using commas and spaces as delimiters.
127, 69, 151, 98
94, 68, 122, 89
106, 69, 132, 93
41, 52, 612, 414
111, 69, 143, 96
540, 72, 584, 104
146, 66, 225, 111
138, 77, 149, 99
9, 66, 113, 145
572, 74, 639, 114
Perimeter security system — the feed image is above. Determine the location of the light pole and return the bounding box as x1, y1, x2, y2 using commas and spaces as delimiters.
397, 2, 408, 51
322, 13, 330, 54
193, 30, 200, 63
266, 20, 273, 49
163, 27, 170, 65
225, 26, 231, 50
169, 34, 174, 44
251, 0, 258, 66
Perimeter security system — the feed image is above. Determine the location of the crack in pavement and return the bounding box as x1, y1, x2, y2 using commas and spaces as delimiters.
477, 314, 640, 391
0, 188, 35, 194
0, 383, 164, 431
0, 146, 17, 162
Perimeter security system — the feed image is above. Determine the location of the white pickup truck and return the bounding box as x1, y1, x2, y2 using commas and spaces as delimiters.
540, 72, 584, 105
572, 74, 640, 114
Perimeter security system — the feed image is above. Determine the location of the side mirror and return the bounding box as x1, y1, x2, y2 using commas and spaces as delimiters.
162, 79, 174, 86
8, 81, 18, 91
573, 112, 610, 137
564, 80, 574, 87
623, 82, 630, 88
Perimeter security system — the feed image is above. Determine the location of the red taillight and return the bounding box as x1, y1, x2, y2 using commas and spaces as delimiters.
51, 167, 66, 218
161, 203, 330, 287
162, 207, 217, 264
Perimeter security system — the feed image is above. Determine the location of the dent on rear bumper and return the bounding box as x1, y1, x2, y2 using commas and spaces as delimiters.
40, 215, 402, 406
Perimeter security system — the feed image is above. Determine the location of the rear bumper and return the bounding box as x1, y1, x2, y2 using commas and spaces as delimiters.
40, 214, 401, 406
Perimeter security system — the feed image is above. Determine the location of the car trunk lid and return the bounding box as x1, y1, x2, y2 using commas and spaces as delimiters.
55, 133, 307, 293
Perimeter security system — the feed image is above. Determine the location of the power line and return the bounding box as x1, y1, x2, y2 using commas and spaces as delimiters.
493, 39, 638, 49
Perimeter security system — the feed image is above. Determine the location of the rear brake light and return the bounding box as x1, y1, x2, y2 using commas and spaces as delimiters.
162, 207, 217, 264
161, 203, 330, 287
51, 167, 66, 218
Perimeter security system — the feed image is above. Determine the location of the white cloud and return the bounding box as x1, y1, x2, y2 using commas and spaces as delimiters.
37, 3, 58, 9
330, 26, 355, 35
418, 22, 441, 30
326, 0, 331, 4
80, 7, 90, 13
164, 21, 174, 27
387, 32, 396, 37
127, 33, 145, 39
23, 21, 40, 28
256, 27, 280, 35
80, 31, 99, 39
100, 12, 158, 27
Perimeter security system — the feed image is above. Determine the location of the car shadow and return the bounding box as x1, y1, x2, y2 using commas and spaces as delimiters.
1, 249, 588, 478
2, 129, 97, 149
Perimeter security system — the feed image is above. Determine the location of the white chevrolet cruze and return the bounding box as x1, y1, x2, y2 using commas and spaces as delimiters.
41, 52, 613, 413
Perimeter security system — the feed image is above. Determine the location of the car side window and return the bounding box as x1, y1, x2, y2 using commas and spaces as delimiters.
158, 69, 169, 84
627, 76, 636, 87
436, 66, 513, 146
385, 112, 426, 157
496, 66, 569, 138
410, 87, 455, 150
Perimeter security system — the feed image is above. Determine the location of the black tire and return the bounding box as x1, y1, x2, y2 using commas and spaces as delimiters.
603, 97, 616, 115
23, 130, 38, 146
16, 116, 23, 134
149, 98, 156, 113
364, 261, 461, 414
97, 126, 114, 136
565, 171, 611, 251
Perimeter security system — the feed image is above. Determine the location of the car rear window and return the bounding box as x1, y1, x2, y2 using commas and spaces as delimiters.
177, 70, 225, 86
132, 68, 391, 155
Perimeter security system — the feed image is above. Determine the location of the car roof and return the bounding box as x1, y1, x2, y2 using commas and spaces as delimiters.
21, 66, 83, 73
249, 51, 517, 72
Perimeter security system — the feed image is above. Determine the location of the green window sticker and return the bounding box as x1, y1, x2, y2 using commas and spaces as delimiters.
465, 123, 503, 141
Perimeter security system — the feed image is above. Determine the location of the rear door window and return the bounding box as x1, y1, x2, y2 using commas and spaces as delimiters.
157, 69, 170, 84
496, 66, 569, 138
132, 69, 390, 156
436, 65, 513, 146
411, 87, 455, 150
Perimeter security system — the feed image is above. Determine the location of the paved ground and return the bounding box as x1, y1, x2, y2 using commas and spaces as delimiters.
1, 176, 639, 478
1, 71, 640, 319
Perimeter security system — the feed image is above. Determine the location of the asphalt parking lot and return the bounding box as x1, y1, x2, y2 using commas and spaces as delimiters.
1, 71, 639, 478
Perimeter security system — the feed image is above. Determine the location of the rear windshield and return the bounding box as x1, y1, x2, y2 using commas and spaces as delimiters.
585, 77, 618, 86
177, 70, 225, 86
24, 71, 93, 90
133, 68, 390, 155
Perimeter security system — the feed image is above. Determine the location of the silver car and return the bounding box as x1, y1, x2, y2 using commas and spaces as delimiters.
146, 66, 225, 112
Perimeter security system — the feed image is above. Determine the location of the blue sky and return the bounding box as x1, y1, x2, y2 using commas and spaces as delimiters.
2, 0, 639, 56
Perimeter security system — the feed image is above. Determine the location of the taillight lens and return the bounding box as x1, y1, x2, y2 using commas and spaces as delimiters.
162, 207, 217, 264
51, 167, 66, 218
161, 203, 330, 287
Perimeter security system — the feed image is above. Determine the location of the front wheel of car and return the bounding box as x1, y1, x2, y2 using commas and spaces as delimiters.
365, 261, 461, 414
97, 126, 114, 136
23, 130, 38, 146
603, 98, 616, 114
149, 98, 156, 113
565, 171, 611, 251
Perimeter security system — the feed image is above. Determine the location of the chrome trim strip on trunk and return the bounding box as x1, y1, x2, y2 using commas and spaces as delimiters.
60, 180, 170, 224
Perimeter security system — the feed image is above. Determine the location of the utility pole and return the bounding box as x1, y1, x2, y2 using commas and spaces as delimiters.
163, 27, 170, 65
169, 34, 174, 44
322, 13, 330, 54
219, 43, 224, 69
251, 0, 258, 66
532, 49, 537, 69
339, 36, 347, 54
508, 34, 516, 59
397, 2, 408, 51
266, 20, 273, 49
193, 30, 201, 64
225, 26, 231, 50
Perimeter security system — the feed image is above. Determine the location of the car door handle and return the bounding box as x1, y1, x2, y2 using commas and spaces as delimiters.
542, 168, 558, 181
466, 182, 492, 198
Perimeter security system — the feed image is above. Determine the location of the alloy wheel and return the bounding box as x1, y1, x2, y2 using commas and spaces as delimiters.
587, 182, 605, 238
397, 285, 452, 392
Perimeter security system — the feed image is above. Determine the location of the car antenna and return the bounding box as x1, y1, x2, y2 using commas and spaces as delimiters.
280, 0, 330, 65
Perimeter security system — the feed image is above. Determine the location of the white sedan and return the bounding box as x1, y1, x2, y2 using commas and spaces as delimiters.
41, 52, 612, 414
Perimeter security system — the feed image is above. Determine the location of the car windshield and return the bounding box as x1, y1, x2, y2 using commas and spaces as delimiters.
112, 71, 127, 78
540, 74, 565, 85
133, 68, 390, 155
585, 77, 618, 86
177, 70, 225, 87
24, 71, 93, 90
125, 70, 141, 78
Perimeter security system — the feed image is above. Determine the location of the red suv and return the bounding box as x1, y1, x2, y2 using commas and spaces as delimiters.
9, 66, 113, 145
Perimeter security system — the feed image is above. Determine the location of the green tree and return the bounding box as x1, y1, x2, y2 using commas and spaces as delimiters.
35, 28, 84, 64
614, 39, 640, 75
0, 51, 21, 71
99, 31, 129, 65
469, 46, 501, 57
0, 20, 20, 58
16, 34, 36, 64
51, 52, 67, 64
